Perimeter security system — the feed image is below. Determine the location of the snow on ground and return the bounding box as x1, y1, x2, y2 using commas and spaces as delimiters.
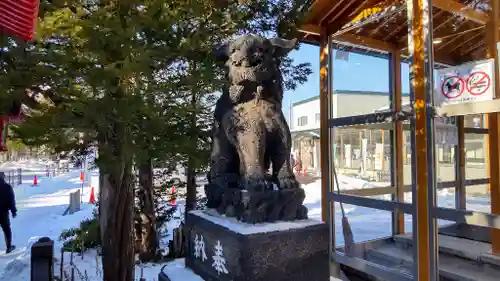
0, 159, 46, 181
0, 159, 48, 171
0, 159, 71, 185
0, 160, 98, 281
0, 159, 493, 281
301, 176, 491, 244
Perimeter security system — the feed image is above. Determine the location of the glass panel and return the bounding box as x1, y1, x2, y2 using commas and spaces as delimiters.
431, 2, 496, 279
325, 1, 415, 278
464, 132, 490, 211
334, 204, 397, 245
465, 114, 486, 129
464, 132, 488, 180
403, 129, 413, 203
331, 50, 390, 118
335, 203, 415, 280
333, 128, 393, 201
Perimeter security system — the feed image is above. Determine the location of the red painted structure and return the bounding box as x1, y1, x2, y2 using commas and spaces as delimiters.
0, 0, 38, 151
0, 0, 39, 41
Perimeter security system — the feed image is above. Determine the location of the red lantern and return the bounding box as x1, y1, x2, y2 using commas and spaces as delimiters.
0, 0, 40, 41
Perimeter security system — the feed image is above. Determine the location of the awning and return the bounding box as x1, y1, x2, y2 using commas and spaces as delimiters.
0, 0, 39, 41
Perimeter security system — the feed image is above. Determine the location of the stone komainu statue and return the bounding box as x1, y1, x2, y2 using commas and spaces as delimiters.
205, 34, 308, 223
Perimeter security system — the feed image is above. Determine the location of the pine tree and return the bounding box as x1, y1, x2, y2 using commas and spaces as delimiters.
3, 1, 239, 279
1, 0, 314, 279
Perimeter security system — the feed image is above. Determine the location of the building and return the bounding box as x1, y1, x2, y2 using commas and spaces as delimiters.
290, 90, 406, 175
290, 90, 488, 193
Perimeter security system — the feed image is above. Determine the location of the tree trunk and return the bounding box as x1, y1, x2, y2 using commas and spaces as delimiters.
137, 159, 158, 262
186, 164, 197, 214
99, 162, 135, 281
185, 90, 198, 219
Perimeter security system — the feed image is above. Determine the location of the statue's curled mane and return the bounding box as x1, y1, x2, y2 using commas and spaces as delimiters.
214, 34, 296, 107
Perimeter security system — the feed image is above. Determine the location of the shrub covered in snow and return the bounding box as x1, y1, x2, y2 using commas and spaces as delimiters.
60, 208, 100, 253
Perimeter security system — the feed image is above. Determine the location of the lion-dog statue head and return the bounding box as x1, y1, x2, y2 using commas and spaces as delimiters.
213, 35, 297, 106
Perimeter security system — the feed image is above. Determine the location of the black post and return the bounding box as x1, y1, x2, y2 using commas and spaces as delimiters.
17, 168, 21, 185
30, 237, 54, 281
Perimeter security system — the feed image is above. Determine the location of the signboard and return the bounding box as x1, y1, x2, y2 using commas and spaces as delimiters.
361, 138, 368, 173
435, 59, 495, 106
374, 143, 384, 171
344, 144, 352, 168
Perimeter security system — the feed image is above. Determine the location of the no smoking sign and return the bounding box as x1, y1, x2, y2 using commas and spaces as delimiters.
466, 71, 491, 96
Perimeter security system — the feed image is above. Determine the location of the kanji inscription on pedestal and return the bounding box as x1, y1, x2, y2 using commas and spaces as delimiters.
212, 240, 228, 275
193, 234, 207, 262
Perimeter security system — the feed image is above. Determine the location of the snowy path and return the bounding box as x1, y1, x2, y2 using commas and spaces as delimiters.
0, 167, 97, 281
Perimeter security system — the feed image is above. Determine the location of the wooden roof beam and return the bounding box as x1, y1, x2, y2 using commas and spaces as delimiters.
310, 0, 490, 37
334, 33, 396, 53
432, 0, 489, 25
303, 0, 339, 24
299, 24, 396, 52
299, 23, 455, 65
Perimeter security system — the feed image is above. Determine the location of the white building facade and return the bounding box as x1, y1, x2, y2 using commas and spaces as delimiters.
290, 90, 406, 176
290, 90, 488, 194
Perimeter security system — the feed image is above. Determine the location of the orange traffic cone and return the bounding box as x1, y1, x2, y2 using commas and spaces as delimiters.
170, 185, 176, 206
33, 175, 38, 186
89, 186, 96, 204
80, 171, 84, 182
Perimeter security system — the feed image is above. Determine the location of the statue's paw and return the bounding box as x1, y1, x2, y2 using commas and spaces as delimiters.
297, 205, 309, 219
241, 174, 267, 192
241, 209, 266, 224
278, 175, 300, 189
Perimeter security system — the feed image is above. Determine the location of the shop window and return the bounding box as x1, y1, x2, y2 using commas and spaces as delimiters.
464, 114, 484, 128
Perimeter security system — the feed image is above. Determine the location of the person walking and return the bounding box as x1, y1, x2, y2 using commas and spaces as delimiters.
0, 172, 16, 253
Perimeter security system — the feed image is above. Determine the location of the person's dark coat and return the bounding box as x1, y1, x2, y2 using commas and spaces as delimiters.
0, 178, 17, 216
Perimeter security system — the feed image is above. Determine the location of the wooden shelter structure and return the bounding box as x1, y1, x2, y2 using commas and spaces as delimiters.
298, 0, 500, 280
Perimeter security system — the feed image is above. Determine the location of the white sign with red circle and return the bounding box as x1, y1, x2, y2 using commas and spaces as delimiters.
441, 76, 464, 99
435, 59, 495, 106
466, 71, 491, 96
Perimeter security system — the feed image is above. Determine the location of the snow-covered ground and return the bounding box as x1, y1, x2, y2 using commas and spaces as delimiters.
0, 159, 51, 185
0, 159, 493, 281
0, 160, 98, 281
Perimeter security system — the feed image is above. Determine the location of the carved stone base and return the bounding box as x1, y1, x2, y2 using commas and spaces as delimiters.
205, 182, 308, 224
184, 210, 329, 281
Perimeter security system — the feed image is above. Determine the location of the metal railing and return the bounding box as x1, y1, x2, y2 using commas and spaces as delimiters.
5, 168, 22, 186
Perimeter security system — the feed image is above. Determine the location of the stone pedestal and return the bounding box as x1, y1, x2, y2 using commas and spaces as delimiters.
184, 210, 329, 281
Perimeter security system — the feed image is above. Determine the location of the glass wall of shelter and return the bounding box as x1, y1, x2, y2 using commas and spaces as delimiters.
299, 0, 500, 281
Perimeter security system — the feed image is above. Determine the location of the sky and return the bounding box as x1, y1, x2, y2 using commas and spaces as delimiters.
283, 43, 412, 116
